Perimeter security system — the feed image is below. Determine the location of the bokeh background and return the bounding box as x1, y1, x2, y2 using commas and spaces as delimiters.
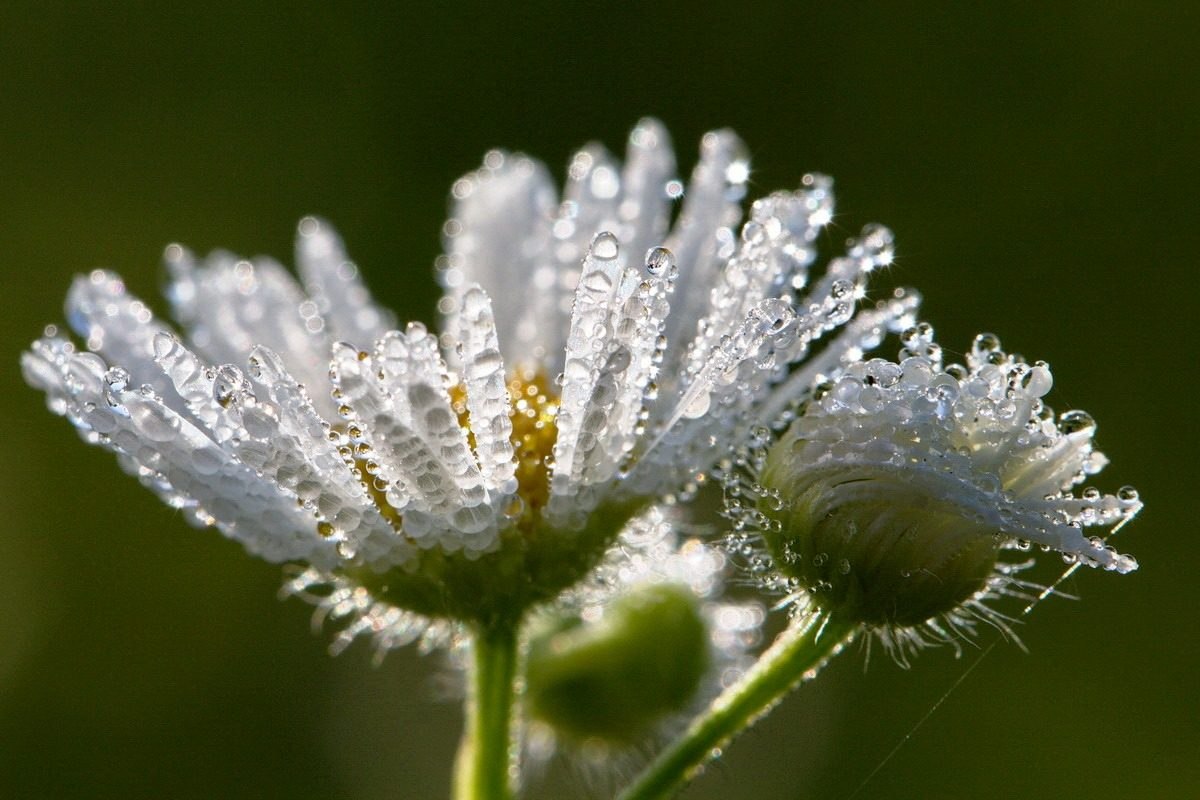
1, 4, 1195, 799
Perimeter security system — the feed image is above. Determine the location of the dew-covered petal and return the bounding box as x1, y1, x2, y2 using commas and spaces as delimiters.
442, 151, 558, 367
660, 129, 750, 370
619, 118, 677, 263
28, 338, 338, 567
555, 143, 623, 272
453, 286, 517, 495
587, 259, 676, 479
757, 288, 921, 426
373, 325, 490, 508
549, 232, 627, 513
164, 245, 337, 418
295, 216, 395, 348
328, 342, 499, 554
245, 345, 410, 568
65, 270, 190, 417
629, 297, 798, 493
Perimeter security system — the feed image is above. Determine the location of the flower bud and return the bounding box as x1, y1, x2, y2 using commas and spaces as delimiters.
759, 450, 1000, 626
745, 336, 1141, 635
524, 582, 708, 743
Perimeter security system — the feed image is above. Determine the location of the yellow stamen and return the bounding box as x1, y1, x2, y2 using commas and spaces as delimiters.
452, 367, 560, 521
333, 369, 561, 541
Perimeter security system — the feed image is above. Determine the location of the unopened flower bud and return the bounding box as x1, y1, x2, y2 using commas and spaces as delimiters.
760, 451, 1001, 626
741, 334, 1140, 637
525, 582, 708, 744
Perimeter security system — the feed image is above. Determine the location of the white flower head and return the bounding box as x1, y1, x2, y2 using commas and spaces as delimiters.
22, 119, 913, 632
732, 323, 1141, 659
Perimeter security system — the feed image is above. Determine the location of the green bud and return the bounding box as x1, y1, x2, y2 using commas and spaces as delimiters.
760, 430, 1001, 627
524, 583, 709, 744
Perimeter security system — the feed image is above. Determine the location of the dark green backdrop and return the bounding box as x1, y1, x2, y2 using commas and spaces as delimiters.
1, 3, 1195, 799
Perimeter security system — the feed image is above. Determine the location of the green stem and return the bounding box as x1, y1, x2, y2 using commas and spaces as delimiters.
454, 621, 520, 800
616, 613, 857, 800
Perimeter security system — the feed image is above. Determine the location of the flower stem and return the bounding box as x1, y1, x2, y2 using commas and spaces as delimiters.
454, 620, 519, 800
616, 612, 857, 800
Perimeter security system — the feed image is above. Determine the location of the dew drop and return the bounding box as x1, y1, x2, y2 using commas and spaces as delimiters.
152, 332, 176, 360
751, 298, 797, 335
972, 332, 1002, 356
1059, 409, 1096, 436
644, 246, 676, 277
212, 364, 246, 409
104, 366, 130, 393
591, 231, 620, 260
681, 389, 712, 420
741, 220, 765, 245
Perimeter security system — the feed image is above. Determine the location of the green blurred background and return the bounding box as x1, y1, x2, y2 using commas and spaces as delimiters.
1, 3, 1195, 798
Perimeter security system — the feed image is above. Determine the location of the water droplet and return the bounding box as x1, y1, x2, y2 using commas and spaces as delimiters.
152, 332, 176, 360
103, 366, 130, 392
591, 231, 620, 260
741, 220, 765, 245
830, 280, 854, 300
750, 298, 796, 335
212, 364, 246, 409
644, 246, 675, 277
725, 155, 750, 187
681, 389, 712, 420
972, 332, 1001, 356
1059, 409, 1096, 436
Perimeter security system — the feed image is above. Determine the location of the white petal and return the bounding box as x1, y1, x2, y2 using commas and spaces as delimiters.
443, 151, 557, 367
619, 118, 677, 262
660, 129, 749, 373
65, 270, 190, 417
164, 246, 337, 418
295, 216, 395, 348
40, 340, 337, 567
454, 286, 517, 495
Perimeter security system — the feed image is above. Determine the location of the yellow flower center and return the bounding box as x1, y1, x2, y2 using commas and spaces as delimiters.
452, 367, 560, 525
326, 368, 561, 542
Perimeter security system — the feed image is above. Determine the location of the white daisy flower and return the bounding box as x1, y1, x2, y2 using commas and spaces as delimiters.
731, 324, 1141, 657
22, 119, 914, 632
